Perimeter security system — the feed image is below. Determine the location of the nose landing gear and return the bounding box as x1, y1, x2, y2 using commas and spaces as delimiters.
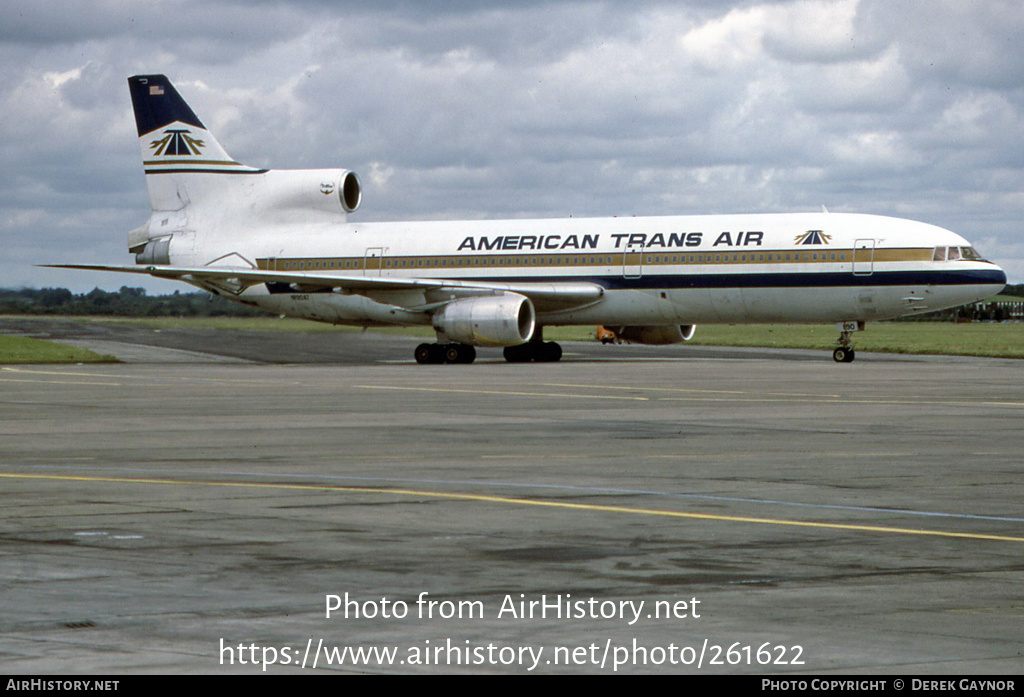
833, 321, 863, 363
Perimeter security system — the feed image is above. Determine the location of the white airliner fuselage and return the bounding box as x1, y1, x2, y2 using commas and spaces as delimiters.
53, 75, 1007, 364
209, 212, 996, 327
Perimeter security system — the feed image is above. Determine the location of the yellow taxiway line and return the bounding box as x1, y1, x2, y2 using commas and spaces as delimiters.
3, 472, 1022, 544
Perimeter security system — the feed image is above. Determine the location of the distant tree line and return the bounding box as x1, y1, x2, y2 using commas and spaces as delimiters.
0, 287, 272, 317
3, 283, 1021, 320
899, 283, 1024, 322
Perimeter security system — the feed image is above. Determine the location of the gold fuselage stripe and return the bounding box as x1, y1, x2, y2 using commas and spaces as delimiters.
255, 248, 932, 273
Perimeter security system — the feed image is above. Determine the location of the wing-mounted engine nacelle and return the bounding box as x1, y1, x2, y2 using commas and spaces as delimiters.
433, 294, 536, 347
615, 324, 696, 344
257, 168, 362, 215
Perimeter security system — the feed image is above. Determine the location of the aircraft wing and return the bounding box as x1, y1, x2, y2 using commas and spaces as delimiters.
43, 263, 605, 312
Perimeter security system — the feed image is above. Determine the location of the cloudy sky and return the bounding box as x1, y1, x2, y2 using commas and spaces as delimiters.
2, 0, 1022, 292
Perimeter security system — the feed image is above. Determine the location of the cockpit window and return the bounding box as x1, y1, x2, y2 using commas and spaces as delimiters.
933, 246, 985, 262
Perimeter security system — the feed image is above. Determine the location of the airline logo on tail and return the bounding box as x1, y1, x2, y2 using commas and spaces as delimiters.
149, 129, 206, 156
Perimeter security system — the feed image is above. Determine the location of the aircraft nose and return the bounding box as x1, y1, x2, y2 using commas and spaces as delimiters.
994, 265, 1008, 287
984, 262, 1008, 289
984, 263, 1008, 300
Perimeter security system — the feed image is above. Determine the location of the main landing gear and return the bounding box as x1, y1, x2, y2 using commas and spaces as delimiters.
414, 342, 476, 364
832, 321, 863, 363
502, 327, 562, 363
412, 340, 563, 364
503, 341, 562, 363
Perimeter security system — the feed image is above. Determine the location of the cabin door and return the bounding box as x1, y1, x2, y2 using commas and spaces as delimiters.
623, 244, 644, 279
852, 239, 875, 276
364, 247, 385, 276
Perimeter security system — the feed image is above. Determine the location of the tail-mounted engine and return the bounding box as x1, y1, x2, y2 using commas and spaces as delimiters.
334, 170, 362, 213
256, 168, 361, 215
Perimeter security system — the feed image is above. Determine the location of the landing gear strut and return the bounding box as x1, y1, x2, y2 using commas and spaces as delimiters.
414, 342, 476, 364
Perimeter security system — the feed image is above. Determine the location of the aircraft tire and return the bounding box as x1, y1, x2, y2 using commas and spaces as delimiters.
538, 342, 562, 362
429, 344, 447, 363
414, 343, 434, 364
443, 343, 476, 364
503, 344, 532, 363
833, 347, 856, 363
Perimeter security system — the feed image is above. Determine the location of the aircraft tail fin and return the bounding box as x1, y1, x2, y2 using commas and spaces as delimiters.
128, 75, 264, 211
126, 74, 360, 263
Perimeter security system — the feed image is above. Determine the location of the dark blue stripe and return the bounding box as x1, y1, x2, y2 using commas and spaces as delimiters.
144, 168, 269, 175
460, 268, 1006, 290
259, 267, 1004, 293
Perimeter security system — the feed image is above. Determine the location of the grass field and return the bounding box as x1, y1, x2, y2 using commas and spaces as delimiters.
0, 335, 117, 364
684, 322, 1024, 358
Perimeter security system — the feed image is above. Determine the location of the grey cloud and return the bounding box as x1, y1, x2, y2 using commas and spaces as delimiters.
2, 0, 1022, 291
857, 0, 1024, 89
